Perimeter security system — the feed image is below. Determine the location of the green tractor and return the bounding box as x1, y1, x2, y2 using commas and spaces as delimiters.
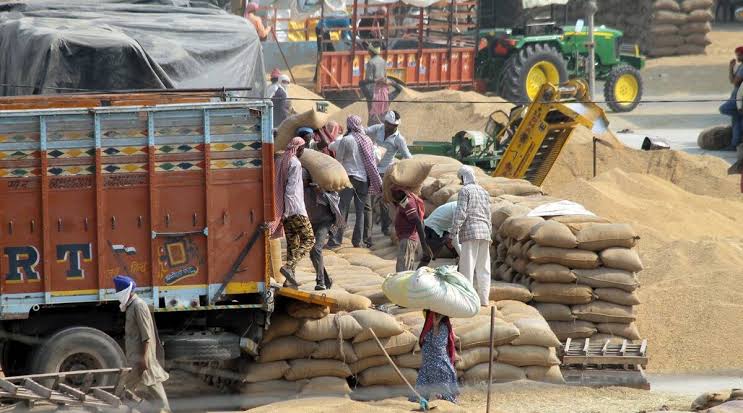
477, 12, 645, 112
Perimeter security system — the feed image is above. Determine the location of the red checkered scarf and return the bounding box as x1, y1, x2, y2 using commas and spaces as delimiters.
346, 115, 382, 195
314, 120, 342, 157
270, 137, 305, 238
370, 81, 390, 116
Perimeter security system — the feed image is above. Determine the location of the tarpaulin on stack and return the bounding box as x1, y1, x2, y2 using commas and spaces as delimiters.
0, 0, 265, 96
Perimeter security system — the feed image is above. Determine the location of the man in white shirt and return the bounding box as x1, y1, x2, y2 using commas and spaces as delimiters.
366, 110, 411, 235
419, 201, 461, 268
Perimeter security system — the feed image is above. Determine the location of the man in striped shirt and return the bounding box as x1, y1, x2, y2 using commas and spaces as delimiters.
450, 166, 492, 304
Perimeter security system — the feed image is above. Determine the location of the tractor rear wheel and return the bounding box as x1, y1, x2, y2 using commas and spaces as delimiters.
604, 64, 643, 112
499, 44, 568, 103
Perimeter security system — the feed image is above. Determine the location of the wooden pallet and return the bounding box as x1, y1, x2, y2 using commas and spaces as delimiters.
0, 368, 133, 411
561, 338, 650, 389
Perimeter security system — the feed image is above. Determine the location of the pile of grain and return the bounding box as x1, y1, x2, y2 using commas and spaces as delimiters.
287, 83, 340, 115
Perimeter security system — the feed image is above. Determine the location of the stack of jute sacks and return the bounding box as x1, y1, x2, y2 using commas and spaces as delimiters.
647, 0, 713, 56
492, 209, 643, 344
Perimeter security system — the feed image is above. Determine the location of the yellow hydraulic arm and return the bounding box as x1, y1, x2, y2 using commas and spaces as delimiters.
492, 80, 609, 186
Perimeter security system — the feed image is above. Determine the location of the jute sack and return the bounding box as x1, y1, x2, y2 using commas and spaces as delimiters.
239, 360, 290, 383
299, 377, 352, 398
650, 24, 680, 35
354, 330, 418, 359
686, 9, 713, 22
463, 363, 526, 383
355, 288, 389, 306
300, 149, 351, 192
296, 313, 363, 342
275, 109, 329, 152
533, 303, 575, 321
676, 44, 708, 55
526, 263, 576, 283
311, 339, 359, 363
507, 241, 524, 258
686, 33, 712, 46
351, 309, 405, 342
287, 301, 330, 319
259, 336, 318, 362
549, 215, 610, 225
349, 356, 388, 374
394, 352, 422, 369
489, 281, 533, 303
574, 268, 639, 292
321, 290, 373, 313
386, 157, 434, 189
596, 322, 641, 340
263, 313, 302, 344
600, 248, 644, 272
530, 221, 578, 248
496, 299, 542, 317
496, 345, 560, 367
528, 245, 600, 269
547, 321, 597, 340
501, 216, 545, 241
684, 21, 712, 34
531, 283, 595, 305
358, 366, 417, 386
575, 223, 638, 251
647, 46, 678, 57
691, 392, 727, 411
497, 181, 543, 196
431, 184, 462, 206
283, 359, 352, 380
269, 238, 285, 284
594, 288, 641, 306
681, 0, 713, 11
653, 10, 687, 25
654, 0, 681, 11
492, 203, 531, 232
455, 347, 498, 371
525, 366, 565, 384
697, 125, 732, 150
572, 301, 636, 324
512, 258, 529, 275
651, 35, 683, 48
509, 318, 562, 347
456, 319, 520, 349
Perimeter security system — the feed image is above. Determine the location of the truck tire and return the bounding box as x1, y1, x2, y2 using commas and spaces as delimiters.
604, 64, 643, 112
163, 332, 241, 362
499, 43, 568, 103
30, 327, 125, 386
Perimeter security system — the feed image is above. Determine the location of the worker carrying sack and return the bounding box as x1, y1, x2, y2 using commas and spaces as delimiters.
382, 265, 481, 318
299, 148, 352, 192
275, 109, 328, 152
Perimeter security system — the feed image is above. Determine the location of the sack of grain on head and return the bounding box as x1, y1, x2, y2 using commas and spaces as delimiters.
283, 359, 352, 380
259, 336, 319, 362
497, 345, 560, 367
686, 8, 713, 22
533, 303, 575, 321
351, 309, 405, 343
573, 301, 636, 324
600, 248, 644, 272
287, 300, 330, 319
501, 216, 545, 241
531, 283, 595, 305
456, 319, 520, 349
296, 313, 363, 342
575, 268, 640, 292
300, 149, 352, 192
697, 125, 732, 150
650, 24, 680, 35
575, 223, 638, 251
394, 352, 422, 369
530, 220, 578, 248
547, 320, 597, 340
684, 21, 712, 34
594, 288, 641, 306
525, 366, 565, 384
526, 263, 577, 284
299, 377, 352, 398
681, 0, 713, 11
311, 339, 359, 363
490, 281, 533, 303
509, 318, 562, 348
349, 355, 388, 374
653, 10, 687, 24
386, 157, 434, 190
455, 347, 498, 371
276, 109, 329, 152
654, 0, 681, 11
239, 360, 290, 383
354, 330, 418, 359
528, 245, 600, 269
596, 322, 641, 340
463, 362, 526, 383
263, 313, 302, 344
358, 366, 418, 386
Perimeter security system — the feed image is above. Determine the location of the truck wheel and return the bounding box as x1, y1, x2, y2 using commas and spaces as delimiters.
604, 64, 643, 112
31, 327, 125, 386
163, 332, 241, 362
500, 44, 568, 103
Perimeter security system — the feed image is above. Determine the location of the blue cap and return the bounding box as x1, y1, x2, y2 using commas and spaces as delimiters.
296, 127, 314, 136
113, 275, 136, 292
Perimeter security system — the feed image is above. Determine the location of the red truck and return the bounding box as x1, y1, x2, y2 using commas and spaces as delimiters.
0, 93, 329, 384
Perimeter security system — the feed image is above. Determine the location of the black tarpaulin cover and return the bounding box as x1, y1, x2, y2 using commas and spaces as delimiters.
0, 0, 265, 96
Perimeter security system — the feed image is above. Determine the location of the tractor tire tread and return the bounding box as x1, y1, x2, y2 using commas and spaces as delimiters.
603, 64, 643, 112
500, 43, 568, 103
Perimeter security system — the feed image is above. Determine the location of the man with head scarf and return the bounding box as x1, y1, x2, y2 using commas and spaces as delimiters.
271, 74, 292, 128
244, 2, 271, 41
113, 275, 170, 412
271, 137, 314, 287
720, 46, 743, 150
328, 115, 382, 248
303, 168, 344, 290
359, 45, 402, 126
449, 166, 492, 304
312, 120, 342, 157
390, 188, 432, 272
265, 68, 282, 99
